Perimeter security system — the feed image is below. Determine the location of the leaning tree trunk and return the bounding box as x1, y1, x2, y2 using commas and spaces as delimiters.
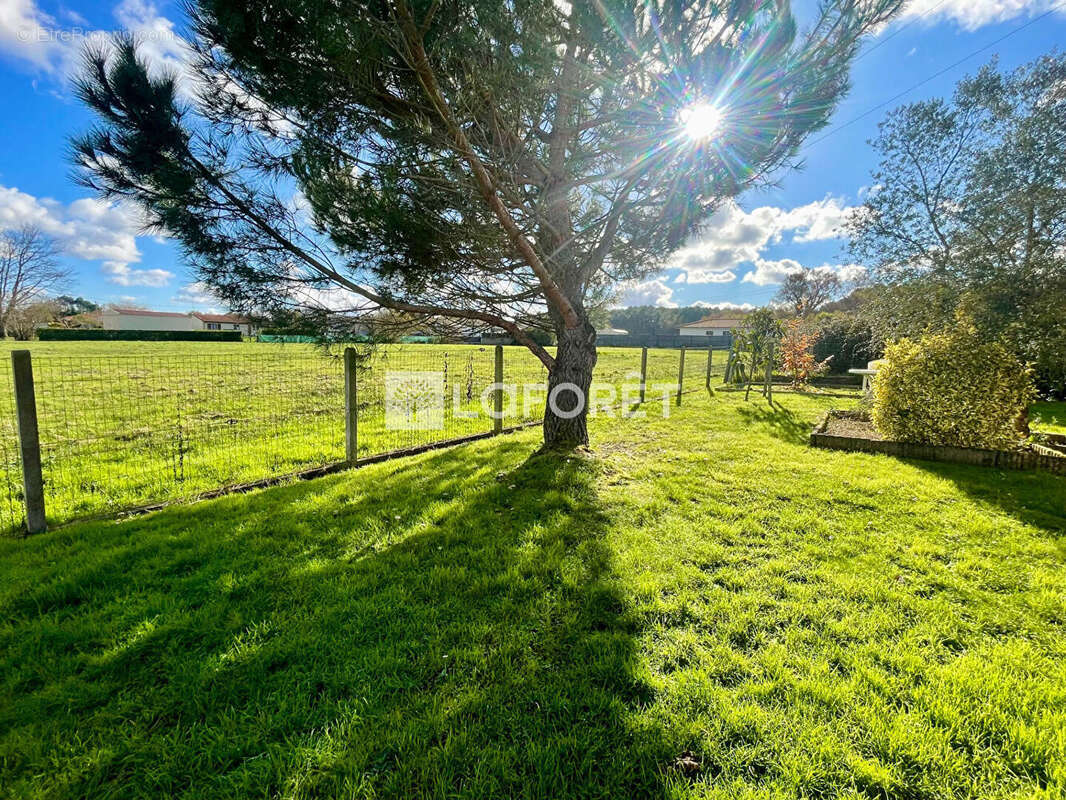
542, 320, 597, 449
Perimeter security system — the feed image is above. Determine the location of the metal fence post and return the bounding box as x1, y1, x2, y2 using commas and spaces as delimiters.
639, 347, 648, 403
493, 345, 504, 433
344, 347, 358, 463
676, 346, 685, 406
706, 346, 713, 389
11, 350, 45, 534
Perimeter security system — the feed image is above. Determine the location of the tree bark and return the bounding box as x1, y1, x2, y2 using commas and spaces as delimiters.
542, 319, 597, 449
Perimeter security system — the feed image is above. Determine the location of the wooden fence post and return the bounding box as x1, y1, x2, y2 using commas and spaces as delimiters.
639, 347, 648, 403
494, 344, 503, 433
676, 346, 685, 407
11, 350, 45, 534
724, 344, 735, 383
765, 343, 774, 405
344, 347, 358, 463
705, 346, 713, 389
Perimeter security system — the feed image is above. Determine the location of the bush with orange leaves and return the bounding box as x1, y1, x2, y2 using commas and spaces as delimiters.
779, 318, 833, 389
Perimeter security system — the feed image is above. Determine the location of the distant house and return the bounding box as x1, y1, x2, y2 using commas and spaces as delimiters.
101, 308, 257, 335
678, 315, 748, 340
191, 312, 257, 335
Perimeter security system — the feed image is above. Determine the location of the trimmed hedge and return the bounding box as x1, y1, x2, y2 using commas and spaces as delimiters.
811, 314, 879, 374
38, 329, 243, 342
872, 331, 1035, 450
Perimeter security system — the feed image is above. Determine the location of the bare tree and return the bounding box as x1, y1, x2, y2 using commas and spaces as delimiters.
0, 226, 71, 338
774, 269, 841, 316
8, 300, 62, 340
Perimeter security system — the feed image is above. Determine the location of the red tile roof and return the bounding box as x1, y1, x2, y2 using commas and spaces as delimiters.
108, 308, 250, 324
192, 313, 250, 324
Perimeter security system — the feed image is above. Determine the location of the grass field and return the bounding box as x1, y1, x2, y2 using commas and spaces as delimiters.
1033, 401, 1066, 434
0, 341, 727, 531
1, 390, 1063, 798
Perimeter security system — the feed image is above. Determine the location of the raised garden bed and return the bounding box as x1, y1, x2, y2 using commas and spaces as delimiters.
811, 410, 1066, 475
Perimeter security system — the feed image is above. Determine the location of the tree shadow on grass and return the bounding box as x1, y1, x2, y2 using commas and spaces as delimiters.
0, 439, 672, 799
734, 402, 812, 445
911, 459, 1066, 537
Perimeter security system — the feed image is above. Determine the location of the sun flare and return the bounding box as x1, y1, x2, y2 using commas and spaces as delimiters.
680, 103, 723, 141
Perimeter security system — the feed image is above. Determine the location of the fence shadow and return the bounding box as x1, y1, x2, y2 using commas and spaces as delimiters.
734, 402, 811, 445
0, 439, 671, 798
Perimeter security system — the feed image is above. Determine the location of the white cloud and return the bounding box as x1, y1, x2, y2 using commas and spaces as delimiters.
0, 183, 172, 285
113, 0, 189, 74
897, 0, 1065, 31
671, 204, 781, 273
741, 259, 867, 287
289, 283, 366, 312
0, 0, 190, 80
742, 258, 805, 286
0, 0, 64, 69
173, 281, 219, 306
684, 269, 737, 284
691, 300, 755, 311
669, 196, 855, 282
102, 261, 173, 287
777, 197, 852, 243
673, 267, 736, 284
58, 7, 88, 26
613, 279, 677, 308
0, 185, 143, 263
834, 264, 868, 283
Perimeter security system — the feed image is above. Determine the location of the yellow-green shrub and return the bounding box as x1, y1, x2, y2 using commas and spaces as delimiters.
871, 332, 1035, 449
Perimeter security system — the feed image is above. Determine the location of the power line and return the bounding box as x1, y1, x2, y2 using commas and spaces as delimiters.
851, 0, 953, 65
806, 4, 1064, 148
703, 5, 1066, 307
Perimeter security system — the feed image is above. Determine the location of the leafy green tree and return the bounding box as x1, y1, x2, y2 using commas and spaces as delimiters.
608, 306, 681, 336
849, 53, 1066, 394
729, 307, 781, 401
73, 0, 902, 447
55, 296, 100, 317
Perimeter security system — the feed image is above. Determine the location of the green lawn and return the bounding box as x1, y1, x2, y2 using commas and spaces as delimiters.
0, 341, 726, 530
1033, 401, 1066, 434
1, 391, 1063, 798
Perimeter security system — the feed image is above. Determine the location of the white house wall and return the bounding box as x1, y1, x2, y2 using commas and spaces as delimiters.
102, 312, 202, 331
680, 328, 732, 337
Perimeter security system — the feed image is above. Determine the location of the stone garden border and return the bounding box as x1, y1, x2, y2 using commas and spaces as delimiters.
810, 410, 1066, 476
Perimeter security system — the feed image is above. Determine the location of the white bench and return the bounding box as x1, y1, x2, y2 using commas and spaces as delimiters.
848, 360, 885, 396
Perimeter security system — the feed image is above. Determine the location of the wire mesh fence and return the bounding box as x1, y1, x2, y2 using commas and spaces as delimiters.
0, 362, 23, 531
24, 352, 345, 525
0, 343, 720, 534
355, 344, 504, 456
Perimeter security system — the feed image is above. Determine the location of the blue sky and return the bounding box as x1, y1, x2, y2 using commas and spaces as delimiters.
0, 0, 1063, 313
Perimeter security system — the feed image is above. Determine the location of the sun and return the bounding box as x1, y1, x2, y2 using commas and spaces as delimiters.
680, 103, 723, 141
